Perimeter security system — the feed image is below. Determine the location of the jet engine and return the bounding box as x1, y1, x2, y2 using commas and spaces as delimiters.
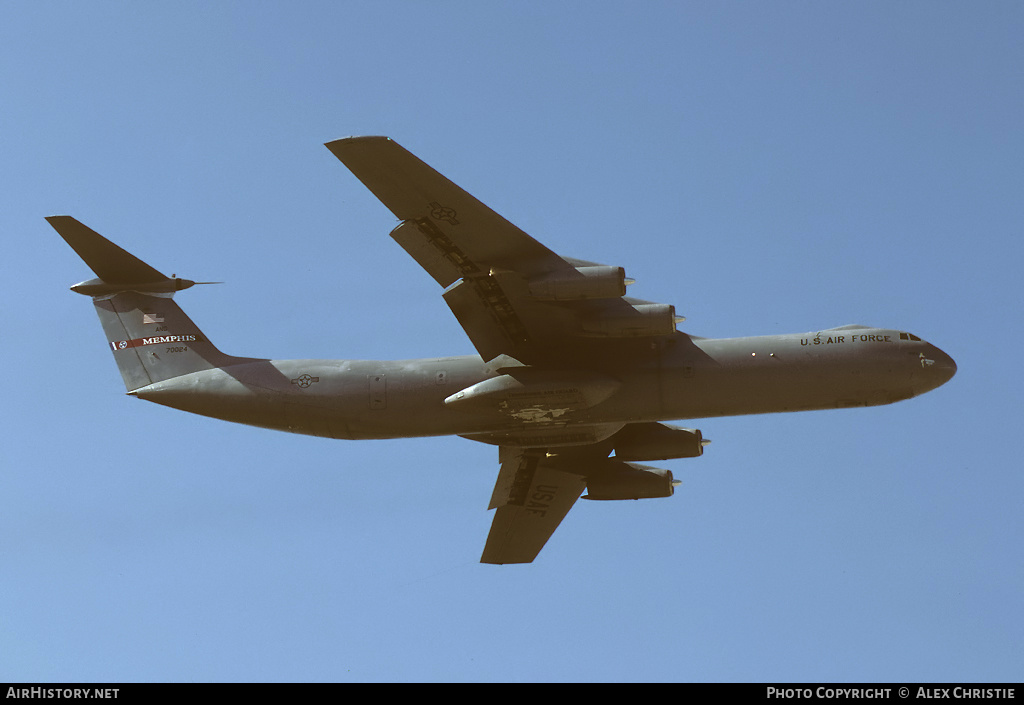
612, 423, 708, 461
583, 462, 678, 500
581, 302, 680, 337
527, 265, 630, 301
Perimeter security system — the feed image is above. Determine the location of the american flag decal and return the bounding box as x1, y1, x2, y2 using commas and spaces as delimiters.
142, 313, 164, 324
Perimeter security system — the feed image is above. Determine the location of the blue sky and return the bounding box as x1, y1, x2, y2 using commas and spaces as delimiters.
2, 1, 1021, 682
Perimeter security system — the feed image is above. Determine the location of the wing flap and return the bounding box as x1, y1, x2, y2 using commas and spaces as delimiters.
389, 220, 465, 288
442, 274, 536, 363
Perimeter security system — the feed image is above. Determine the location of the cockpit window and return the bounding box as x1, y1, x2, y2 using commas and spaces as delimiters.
899, 332, 922, 342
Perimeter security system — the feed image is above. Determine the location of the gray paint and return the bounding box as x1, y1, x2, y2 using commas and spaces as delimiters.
48, 138, 955, 564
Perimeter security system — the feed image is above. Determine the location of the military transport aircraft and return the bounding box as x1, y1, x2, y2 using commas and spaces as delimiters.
49, 136, 956, 564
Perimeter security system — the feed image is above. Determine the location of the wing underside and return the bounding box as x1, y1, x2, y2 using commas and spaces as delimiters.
325, 136, 681, 364
481, 434, 685, 564
482, 448, 588, 565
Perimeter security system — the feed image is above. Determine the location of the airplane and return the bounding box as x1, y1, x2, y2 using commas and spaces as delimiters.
48, 136, 957, 564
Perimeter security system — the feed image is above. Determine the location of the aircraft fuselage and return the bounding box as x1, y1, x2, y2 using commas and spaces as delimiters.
131, 325, 956, 444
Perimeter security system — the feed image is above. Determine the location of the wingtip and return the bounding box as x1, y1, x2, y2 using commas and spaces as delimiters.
324, 135, 395, 155
324, 135, 391, 145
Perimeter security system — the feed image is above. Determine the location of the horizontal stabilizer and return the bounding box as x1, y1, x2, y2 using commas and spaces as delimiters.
47, 216, 167, 284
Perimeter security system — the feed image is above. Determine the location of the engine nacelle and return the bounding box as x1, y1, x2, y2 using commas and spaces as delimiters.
581, 302, 679, 338
583, 462, 677, 500
613, 423, 707, 461
528, 266, 628, 301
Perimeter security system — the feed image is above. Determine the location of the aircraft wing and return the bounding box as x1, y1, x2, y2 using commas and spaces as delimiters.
481, 447, 588, 564
479, 442, 682, 563
326, 137, 681, 364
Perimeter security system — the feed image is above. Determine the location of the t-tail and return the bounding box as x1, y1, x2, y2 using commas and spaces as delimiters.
48, 216, 247, 392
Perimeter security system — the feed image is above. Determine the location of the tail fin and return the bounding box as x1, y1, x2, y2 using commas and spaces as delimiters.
48, 216, 246, 392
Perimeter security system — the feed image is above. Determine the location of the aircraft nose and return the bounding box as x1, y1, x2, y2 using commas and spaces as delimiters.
927, 344, 957, 385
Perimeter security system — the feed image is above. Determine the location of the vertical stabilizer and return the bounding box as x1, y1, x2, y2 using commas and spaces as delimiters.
93, 290, 239, 391
48, 216, 249, 391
